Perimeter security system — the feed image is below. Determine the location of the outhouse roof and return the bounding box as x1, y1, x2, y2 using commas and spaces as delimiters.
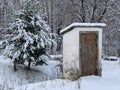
60, 23, 106, 34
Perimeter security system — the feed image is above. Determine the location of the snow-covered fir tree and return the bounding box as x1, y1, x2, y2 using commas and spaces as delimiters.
4, 0, 56, 71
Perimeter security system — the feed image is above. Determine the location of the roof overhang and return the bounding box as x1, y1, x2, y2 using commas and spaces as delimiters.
60, 23, 106, 34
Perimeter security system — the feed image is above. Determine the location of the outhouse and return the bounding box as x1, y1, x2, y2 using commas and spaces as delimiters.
60, 23, 106, 80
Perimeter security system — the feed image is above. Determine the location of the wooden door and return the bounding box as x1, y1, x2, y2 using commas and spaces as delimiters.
80, 32, 98, 76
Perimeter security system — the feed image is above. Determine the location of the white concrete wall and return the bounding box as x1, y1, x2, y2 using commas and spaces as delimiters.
63, 27, 102, 80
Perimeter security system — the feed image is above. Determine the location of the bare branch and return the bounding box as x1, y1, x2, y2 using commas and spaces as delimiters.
90, 0, 97, 22
95, 0, 109, 22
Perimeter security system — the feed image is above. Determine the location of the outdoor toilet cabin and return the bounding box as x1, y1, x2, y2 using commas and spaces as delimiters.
60, 23, 106, 81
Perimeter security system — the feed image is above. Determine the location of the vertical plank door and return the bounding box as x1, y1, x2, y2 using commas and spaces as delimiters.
80, 32, 98, 76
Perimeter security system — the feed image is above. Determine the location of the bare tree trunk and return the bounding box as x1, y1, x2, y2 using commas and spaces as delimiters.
50, 0, 54, 54
14, 60, 17, 71
81, 0, 85, 22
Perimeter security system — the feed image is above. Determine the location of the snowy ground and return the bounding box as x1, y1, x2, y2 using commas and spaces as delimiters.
0, 55, 62, 90
15, 59, 120, 90
0, 55, 120, 90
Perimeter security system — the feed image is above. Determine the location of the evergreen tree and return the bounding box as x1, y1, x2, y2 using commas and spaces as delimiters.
4, 0, 56, 71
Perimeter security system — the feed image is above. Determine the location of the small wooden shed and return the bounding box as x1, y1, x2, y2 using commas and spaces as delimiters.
60, 23, 106, 80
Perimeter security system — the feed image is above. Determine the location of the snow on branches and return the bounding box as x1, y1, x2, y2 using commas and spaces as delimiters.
4, 0, 57, 70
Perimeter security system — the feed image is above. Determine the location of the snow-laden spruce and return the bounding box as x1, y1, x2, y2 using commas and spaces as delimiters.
4, 9, 56, 71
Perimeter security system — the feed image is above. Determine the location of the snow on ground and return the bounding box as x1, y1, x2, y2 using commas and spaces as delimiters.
0, 54, 120, 90
80, 60, 120, 90
0, 55, 62, 90
15, 59, 120, 90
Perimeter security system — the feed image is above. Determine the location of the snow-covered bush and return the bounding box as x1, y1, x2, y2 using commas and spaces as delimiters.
4, 0, 56, 71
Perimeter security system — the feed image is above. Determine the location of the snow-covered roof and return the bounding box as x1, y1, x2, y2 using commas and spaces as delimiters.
60, 23, 106, 34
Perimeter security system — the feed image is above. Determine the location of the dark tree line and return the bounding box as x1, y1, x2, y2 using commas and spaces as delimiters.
0, 0, 120, 55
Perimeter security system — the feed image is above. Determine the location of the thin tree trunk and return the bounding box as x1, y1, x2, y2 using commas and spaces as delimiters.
14, 60, 17, 71
28, 59, 31, 70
